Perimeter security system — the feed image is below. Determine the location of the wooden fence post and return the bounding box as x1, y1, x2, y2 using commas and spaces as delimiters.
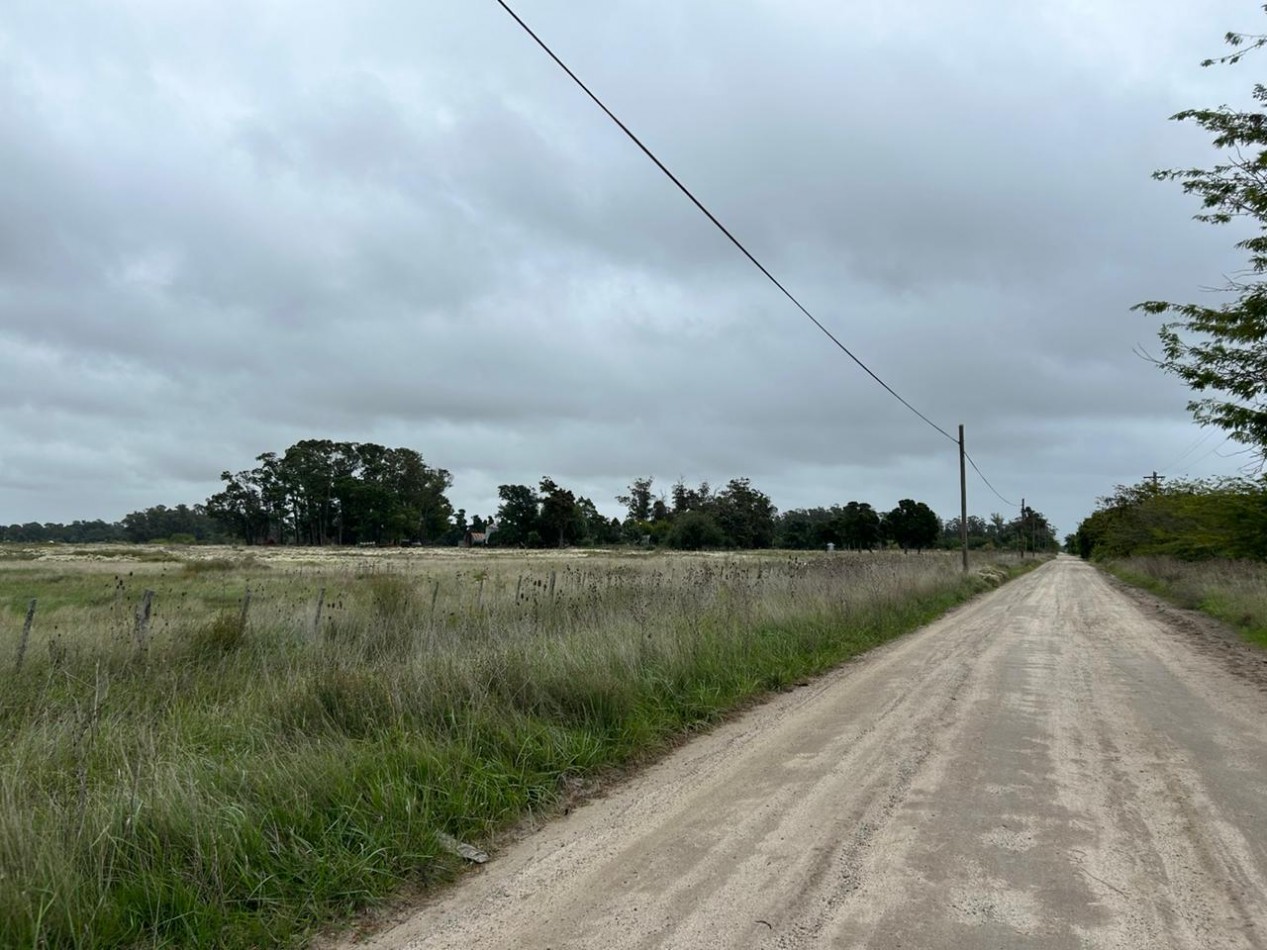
133, 590, 154, 656
312, 587, 325, 638
15, 598, 36, 673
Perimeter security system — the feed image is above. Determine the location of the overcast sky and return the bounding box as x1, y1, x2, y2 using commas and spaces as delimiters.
1, 0, 1262, 538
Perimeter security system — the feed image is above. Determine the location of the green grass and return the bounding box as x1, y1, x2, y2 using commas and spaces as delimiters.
1103, 555, 1267, 649
0, 548, 1031, 948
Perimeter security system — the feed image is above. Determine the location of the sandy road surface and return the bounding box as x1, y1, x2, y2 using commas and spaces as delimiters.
353, 557, 1267, 950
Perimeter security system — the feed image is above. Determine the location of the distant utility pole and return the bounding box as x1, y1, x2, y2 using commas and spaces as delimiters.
1144, 471, 1165, 490
958, 424, 968, 573
1020, 497, 1026, 558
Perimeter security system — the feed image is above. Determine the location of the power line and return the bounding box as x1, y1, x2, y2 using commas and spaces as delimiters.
494, 1, 1029, 517
1158, 430, 1217, 473
1185, 435, 1235, 470
964, 452, 1018, 508
492, 0, 958, 445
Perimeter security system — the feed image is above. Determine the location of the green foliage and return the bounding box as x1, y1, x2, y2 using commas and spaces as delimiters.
186, 610, 249, 656
666, 510, 726, 549
537, 478, 587, 547
775, 507, 839, 549
616, 476, 655, 523
1074, 477, 1267, 560
712, 478, 777, 549
883, 499, 941, 551
2, 520, 127, 543
122, 504, 223, 543
1137, 16, 1267, 459
492, 483, 540, 546
775, 502, 883, 550
206, 440, 454, 546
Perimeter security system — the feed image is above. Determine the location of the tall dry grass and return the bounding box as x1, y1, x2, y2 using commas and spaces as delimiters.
1104, 555, 1267, 649
0, 546, 1026, 947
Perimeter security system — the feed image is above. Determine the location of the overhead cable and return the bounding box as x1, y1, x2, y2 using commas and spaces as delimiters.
492, 0, 958, 445
965, 452, 1018, 508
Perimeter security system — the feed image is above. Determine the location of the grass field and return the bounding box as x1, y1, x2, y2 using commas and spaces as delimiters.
1103, 555, 1267, 650
0, 544, 1032, 948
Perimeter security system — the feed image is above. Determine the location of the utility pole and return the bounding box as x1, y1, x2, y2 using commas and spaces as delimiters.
1144, 471, 1165, 491
1020, 497, 1026, 559
958, 424, 968, 573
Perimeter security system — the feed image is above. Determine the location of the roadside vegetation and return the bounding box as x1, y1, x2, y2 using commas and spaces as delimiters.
1100, 556, 1267, 650
1070, 478, 1267, 650
1, 546, 1029, 947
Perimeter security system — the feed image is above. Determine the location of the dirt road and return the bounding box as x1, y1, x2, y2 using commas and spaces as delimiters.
355, 556, 1267, 949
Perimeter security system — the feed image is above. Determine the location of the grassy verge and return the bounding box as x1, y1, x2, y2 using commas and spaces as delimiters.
1, 548, 1030, 948
1102, 555, 1267, 650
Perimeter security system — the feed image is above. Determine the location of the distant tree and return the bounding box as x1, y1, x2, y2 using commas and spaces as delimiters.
1008, 505, 1058, 556
442, 508, 469, 546
840, 501, 881, 551
713, 478, 777, 548
775, 507, 833, 549
2, 520, 129, 543
617, 477, 655, 523
667, 510, 727, 550
576, 497, 619, 545
493, 484, 541, 547
121, 504, 222, 543
205, 441, 452, 545
671, 479, 712, 514
883, 499, 941, 552
206, 468, 270, 544
67, 520, 129, 543
538, 477, 586, 547
940, 514, 990, 550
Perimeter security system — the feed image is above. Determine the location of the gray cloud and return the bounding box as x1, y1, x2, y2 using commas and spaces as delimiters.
0, 0, 1258, 537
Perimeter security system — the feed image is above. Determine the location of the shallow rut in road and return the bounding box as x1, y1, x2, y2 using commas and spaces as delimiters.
346, 557, 1267, 950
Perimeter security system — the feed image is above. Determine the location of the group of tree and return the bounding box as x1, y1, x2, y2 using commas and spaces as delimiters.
938, 508, 1058, 555
582, 477, 952, 552
606, 476, 778, 550
119, 504, 225, 543
204, 440, 453, 546
2, 520, 127, 544
776, 500, 942, 552
477, 475, 780, 551
481, 478, 619, 548
776, 502, 882, 550
1070, 477, 1267, 561
2, 504, 227, 545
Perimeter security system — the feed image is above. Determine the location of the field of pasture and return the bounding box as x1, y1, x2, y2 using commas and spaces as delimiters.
0, 544, 1030, 948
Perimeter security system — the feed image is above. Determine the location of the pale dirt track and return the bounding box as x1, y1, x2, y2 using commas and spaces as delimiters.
351, 556, 1267, 950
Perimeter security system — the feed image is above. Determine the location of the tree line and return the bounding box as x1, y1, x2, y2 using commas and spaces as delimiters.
1070, 477, 1267, 561
2, 439, 1057, 551
938, 508, 1058, 556
2, 505, 224, 545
